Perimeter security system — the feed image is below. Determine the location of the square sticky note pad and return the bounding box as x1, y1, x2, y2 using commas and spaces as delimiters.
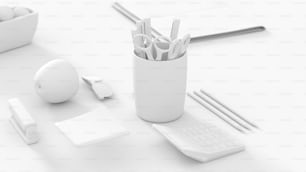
55, 106, 129, 146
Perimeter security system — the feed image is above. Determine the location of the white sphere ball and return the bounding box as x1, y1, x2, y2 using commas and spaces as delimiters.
13, 7, 31, 17
34, 59, 79, 103
0, 6, 14, 21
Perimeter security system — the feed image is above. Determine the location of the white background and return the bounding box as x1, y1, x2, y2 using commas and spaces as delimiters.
0, 0, 306, 171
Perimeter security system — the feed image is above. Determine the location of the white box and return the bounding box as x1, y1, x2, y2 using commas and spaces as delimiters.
0, 10, 38, 53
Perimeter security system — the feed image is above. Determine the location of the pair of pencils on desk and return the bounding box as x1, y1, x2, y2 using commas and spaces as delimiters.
188, 90, 260, 134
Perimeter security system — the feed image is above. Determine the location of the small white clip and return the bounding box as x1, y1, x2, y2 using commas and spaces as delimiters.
82, 76, 113, 100
8, 98, 39, 145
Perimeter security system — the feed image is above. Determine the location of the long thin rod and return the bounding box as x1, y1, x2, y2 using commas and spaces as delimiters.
200, 89, 259, 129
188, 93, 245, 133
112, 2, 164, 39
112, 2, 266, 42
190, 26, 265, 43
194, 91, 251, 131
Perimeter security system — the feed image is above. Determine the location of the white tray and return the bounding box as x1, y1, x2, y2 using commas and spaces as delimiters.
0, 10, 38, 53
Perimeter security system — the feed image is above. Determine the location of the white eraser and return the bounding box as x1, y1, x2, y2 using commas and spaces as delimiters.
55, 106, 129, 146
82, 76, 113, 100
8, 98, 39, 145
91, 82, 113, 99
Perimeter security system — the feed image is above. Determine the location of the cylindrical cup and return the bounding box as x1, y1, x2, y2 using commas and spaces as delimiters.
133, 52, 187, 123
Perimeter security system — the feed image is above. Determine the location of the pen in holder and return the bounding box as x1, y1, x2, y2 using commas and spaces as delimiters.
133, 52, 187, 123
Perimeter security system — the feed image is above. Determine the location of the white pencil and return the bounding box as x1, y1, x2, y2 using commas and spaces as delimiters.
143, 18, 152, 39
170, 19, 180, 40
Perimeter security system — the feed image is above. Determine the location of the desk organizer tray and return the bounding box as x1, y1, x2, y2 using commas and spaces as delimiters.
0, 9, 38, 53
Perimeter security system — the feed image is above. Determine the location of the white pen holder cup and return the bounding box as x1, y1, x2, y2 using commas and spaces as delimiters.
133, 52, 187, 123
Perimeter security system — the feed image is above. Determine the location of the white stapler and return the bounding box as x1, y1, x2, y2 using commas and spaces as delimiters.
8, 98, 39, 145
82, 76, 113, 100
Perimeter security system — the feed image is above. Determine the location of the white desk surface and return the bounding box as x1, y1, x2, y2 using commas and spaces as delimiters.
0, 0, 306, 171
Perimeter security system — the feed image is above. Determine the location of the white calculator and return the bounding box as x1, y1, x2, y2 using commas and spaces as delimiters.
153, 120, 245, 162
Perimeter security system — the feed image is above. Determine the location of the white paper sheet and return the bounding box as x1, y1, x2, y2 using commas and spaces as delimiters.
55, 106, 129, 146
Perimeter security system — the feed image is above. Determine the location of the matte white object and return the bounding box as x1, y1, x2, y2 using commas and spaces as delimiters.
134, 52, 187, 122
143, 18, 152, 39
153, 120, 245, 162
82, 76, 113, 100
13, 7, 31, 17
55, 106, 129, 146
167, 39, 182, 60
0, 6, 14, 21
8, 98, 39, 145
152, 40, 170, 61
34, 59, 79, 103
133, 34, 154, 60
0, 8, 37, 53
170, 19, 180, 40
179, 34, 191, 55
